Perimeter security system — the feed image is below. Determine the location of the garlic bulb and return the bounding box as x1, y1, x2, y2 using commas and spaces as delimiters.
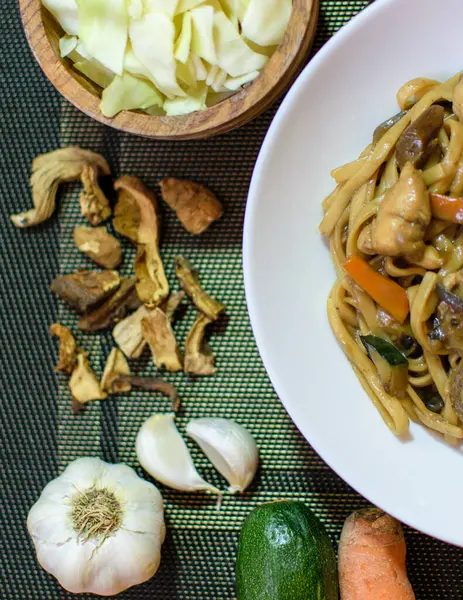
27, 457, 165, 596
186, 418, 259, 493
136, 413, 220, 494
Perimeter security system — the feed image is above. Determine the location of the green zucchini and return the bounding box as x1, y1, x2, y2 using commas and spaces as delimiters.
361, 335, 408, 397
235, 500, 338, 600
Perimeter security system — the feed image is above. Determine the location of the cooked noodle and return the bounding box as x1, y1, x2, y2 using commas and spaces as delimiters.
321, 73, 463, 441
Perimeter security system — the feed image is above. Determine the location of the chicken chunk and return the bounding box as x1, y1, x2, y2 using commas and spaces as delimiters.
358, 162, 431, 259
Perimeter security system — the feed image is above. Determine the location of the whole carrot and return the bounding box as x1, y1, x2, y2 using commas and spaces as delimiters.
338, 508, 415, 600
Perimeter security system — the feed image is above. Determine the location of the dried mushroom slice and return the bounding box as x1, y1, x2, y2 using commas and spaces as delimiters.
162, 291, 185, 321
112, 305, 150, 359
114, 176, 169, 308
79, 277, 142, 332
142, 308, 183, 372
74, 226, 122, 269
113, 375, 180, 411
184, 312, 216, 376
175, 256, 225, 321
70, 353, 107, 413
49, 323, 78, 374
101, 348, 132, 394
11, 147, 110, 228
79, 163, 112, 225
51, 270, 121, 313
160, 178, 223, 235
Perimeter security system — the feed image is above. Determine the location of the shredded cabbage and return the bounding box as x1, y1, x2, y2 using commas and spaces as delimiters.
223, 69, 258, 91
100, 72, 163, 117
241, 0, 292, 47
174, 12, 192, 63
213, 10, 267, 77
130, 12, 187, 97
45, 0, 292, 117
164, 83, 208, 115
190, 5, 217, 65
43, 0, 79, 35
74, 60, 115, 88
75, 0, 128, 75
59, 35, 78, 58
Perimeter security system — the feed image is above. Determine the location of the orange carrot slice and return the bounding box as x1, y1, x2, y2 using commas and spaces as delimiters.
430, 192, 463, 224
344, 255, 409, 323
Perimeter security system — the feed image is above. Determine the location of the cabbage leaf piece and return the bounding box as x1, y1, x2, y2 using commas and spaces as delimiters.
59, 35, 78, 58
74, 59, 115, 88
76, 0, 128, 75
43, 0, 79, 35
190, 5, 217, 65
164, 83, 208, 116
213, 10, 267, 77
241, 0, 292, 47
174, 11, 192, 63
175, 0, 206, 14
130, 12, 187, 98
101, 72, 163, 117
144, 0, 179, 17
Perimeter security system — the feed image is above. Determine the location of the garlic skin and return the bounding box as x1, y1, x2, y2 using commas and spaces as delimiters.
136, 413, 220, 494
27, 457, 165, 596
186, 418, 259, 493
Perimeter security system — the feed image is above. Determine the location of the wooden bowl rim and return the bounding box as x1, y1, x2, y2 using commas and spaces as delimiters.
19, 0, 319, 140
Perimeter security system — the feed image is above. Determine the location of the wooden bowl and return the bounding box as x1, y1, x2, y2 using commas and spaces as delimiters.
19, 0, 319, 140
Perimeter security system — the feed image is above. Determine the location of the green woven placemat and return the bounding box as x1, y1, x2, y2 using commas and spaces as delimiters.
3, 1, 463, 598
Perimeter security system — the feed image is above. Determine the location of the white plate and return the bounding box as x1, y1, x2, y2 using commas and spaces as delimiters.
244, 0, 463, 546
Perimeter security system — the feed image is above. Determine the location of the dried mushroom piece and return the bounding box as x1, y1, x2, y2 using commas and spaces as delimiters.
175, 256, 225, 321
11, 147, 110, 228
142, 308, 183, 372
184, 313, 216, 376
80, 277, 142, 332
70, 353, 107, 413
160, 178, 223, 235
114, 176, 169, 308
101, 348, 132, 394
162, 291, 185, 321
74, 226, 122, 269
79, 164, 112, 225
49, 323, 78, 374
51, 270, 121, 313
112, 376, 180, 411
112, 305, 150, 359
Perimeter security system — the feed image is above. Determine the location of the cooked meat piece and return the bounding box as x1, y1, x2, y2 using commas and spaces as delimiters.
359, 163, 431, 259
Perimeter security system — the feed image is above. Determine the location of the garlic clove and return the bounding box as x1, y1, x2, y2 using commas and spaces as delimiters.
186, 418, 259, 493
136, 413, 220, 494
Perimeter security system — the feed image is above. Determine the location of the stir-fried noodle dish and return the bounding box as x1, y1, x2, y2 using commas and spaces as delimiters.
320, 73, 463, 443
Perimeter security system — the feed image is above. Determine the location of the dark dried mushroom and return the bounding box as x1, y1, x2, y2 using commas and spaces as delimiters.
184, 312, 216, 376
51, 270, 121, 313
395, 105, 444, 169
436, 284, 463, 311
142, 308, 183, 372
162, 291, 185, 321
49, 323, 78, 374
112, 305, 150, 359
175, 256, 225, 321
416, 386, 445, 414
113, 375, 180, 411
10, 147, 110, 228
101, 348, 132, 394
428, 286, 463, 351
114, 176, 169, 308
74, 226, 122, 269
70, 352, 107, 411
79, 276, 142, 332
372, 110, 408, 144
160, 178, 223, 235
79, 163, 112, 225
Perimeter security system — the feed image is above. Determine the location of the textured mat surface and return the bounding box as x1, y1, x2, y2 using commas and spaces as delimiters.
2, 0, 463, 598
